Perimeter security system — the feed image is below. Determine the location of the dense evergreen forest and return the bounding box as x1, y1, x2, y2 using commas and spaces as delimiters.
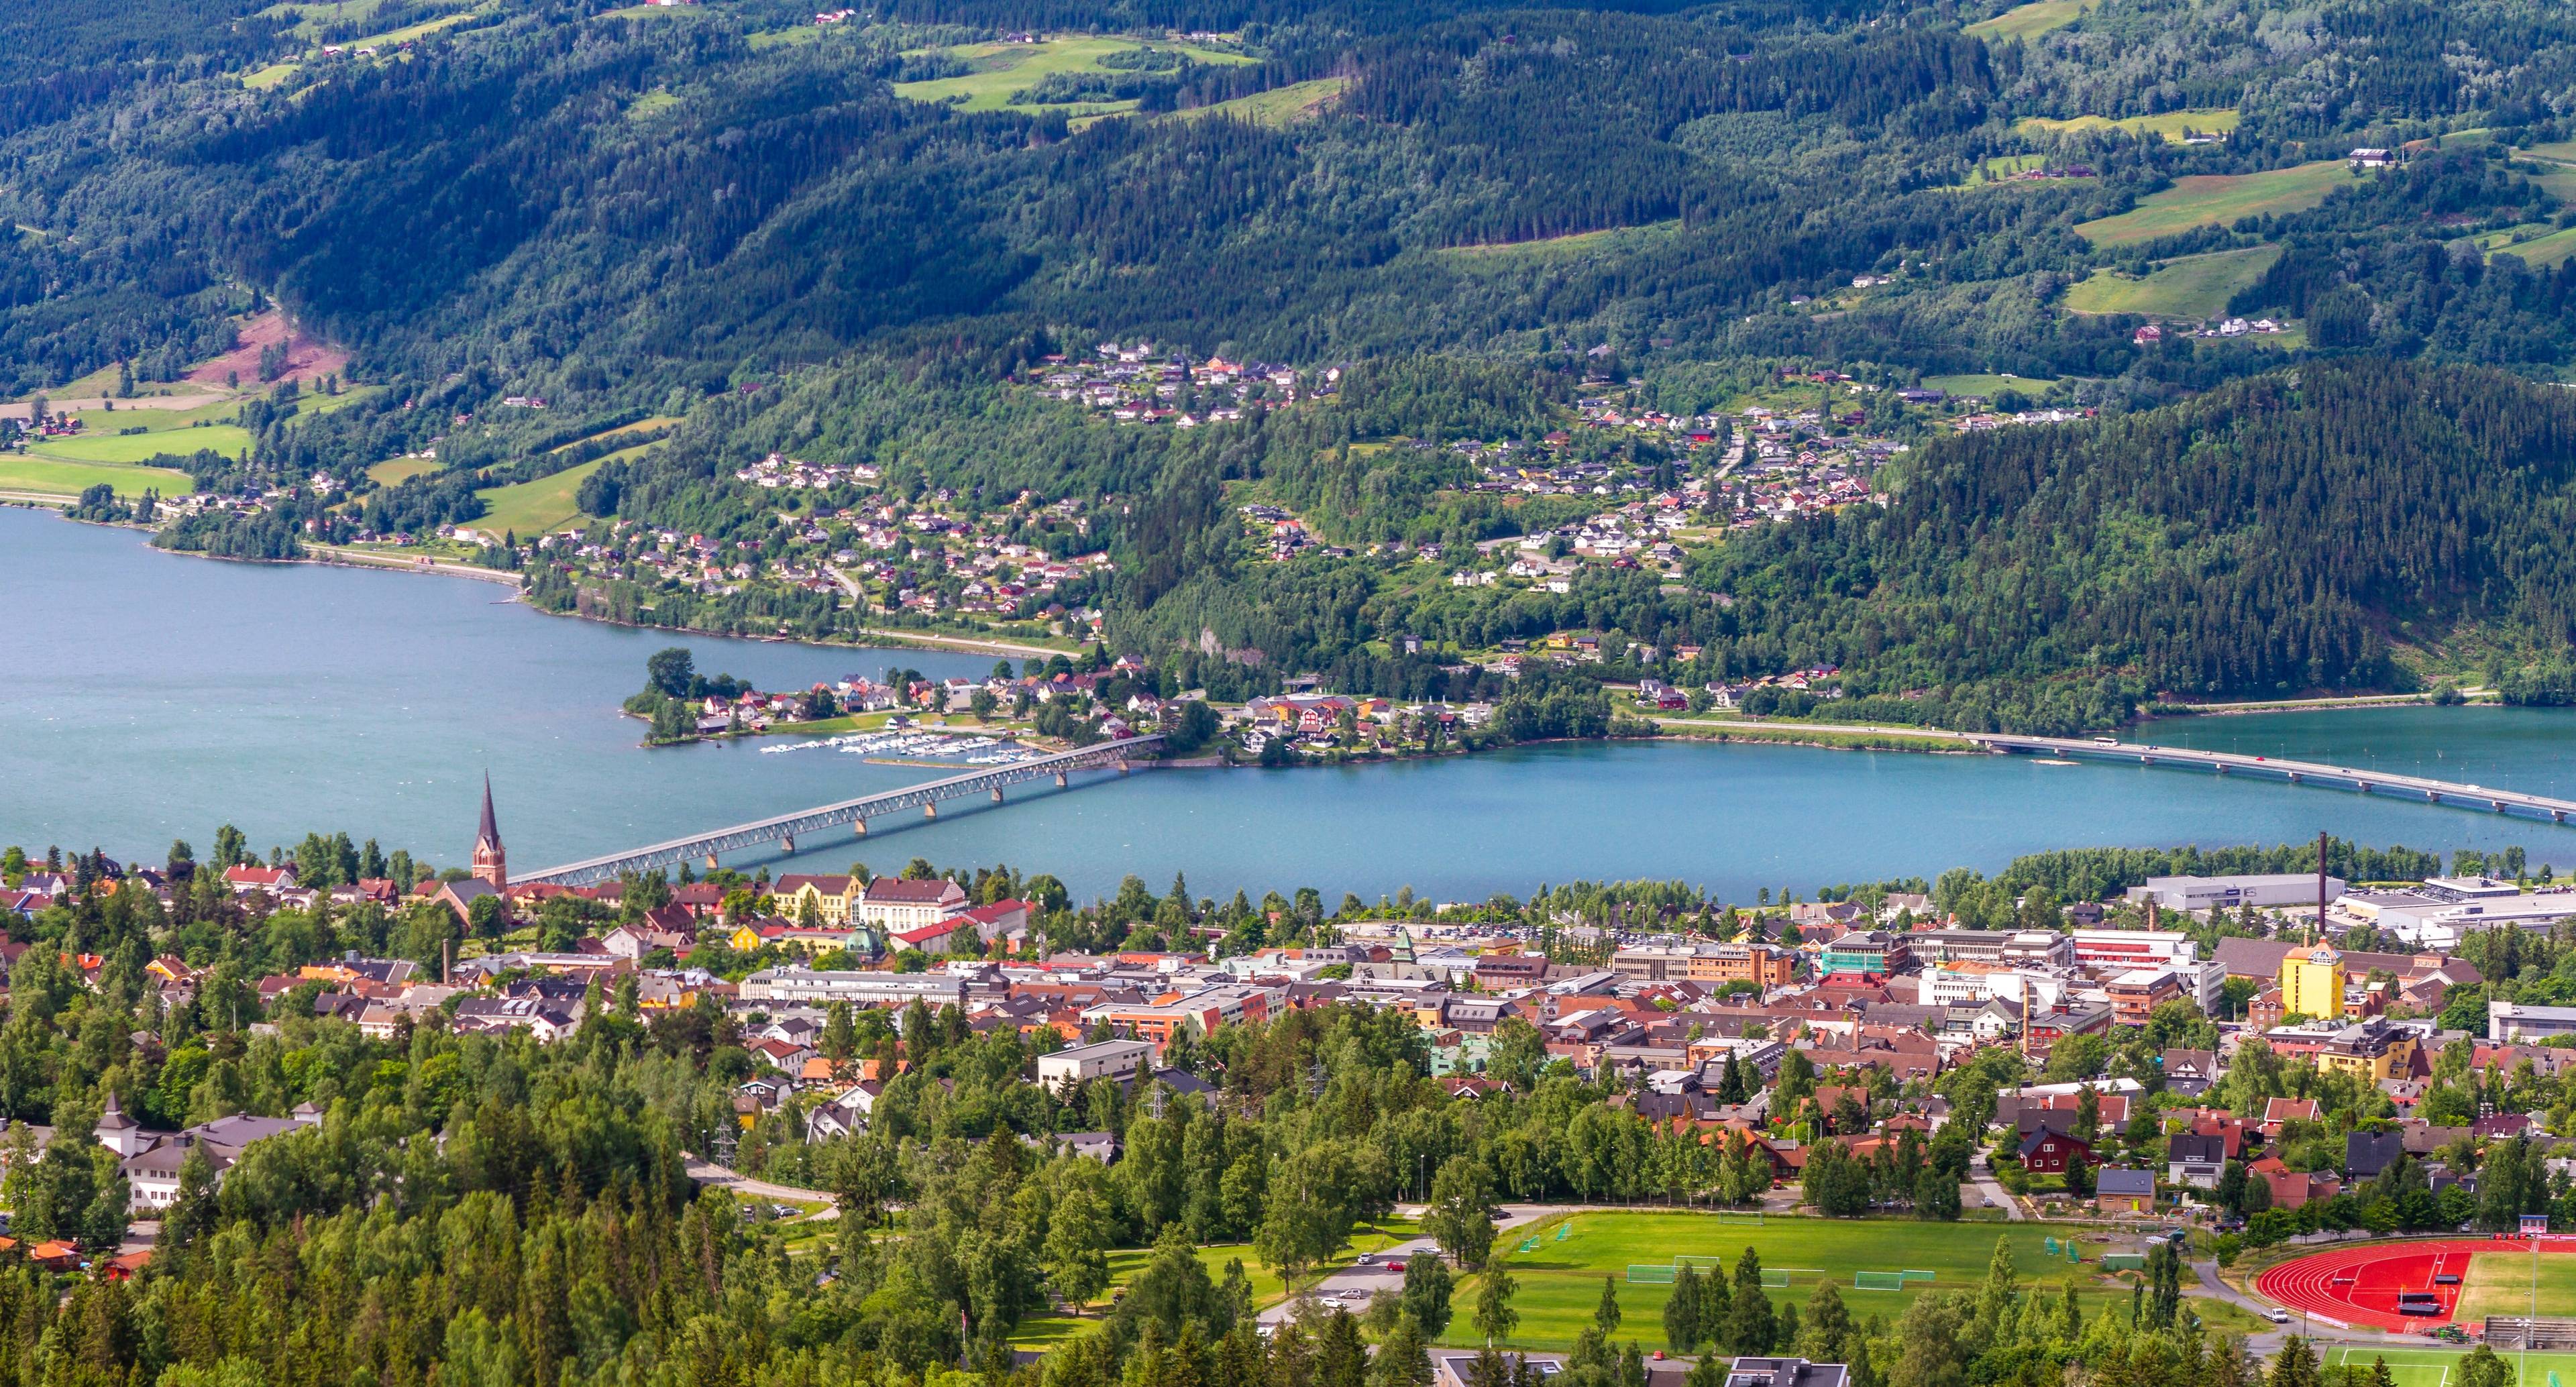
20, 0, 2576, 722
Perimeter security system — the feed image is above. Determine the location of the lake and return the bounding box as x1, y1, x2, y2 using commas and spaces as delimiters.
9, 505, 2576, 903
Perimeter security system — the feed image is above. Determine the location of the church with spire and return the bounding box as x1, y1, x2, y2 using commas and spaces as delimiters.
472, 773, 506, 888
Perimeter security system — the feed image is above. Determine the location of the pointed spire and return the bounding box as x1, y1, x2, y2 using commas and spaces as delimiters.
477, 772, 500, 851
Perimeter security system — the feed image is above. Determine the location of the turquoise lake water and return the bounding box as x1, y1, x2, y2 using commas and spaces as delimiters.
9, 504, 2576, 901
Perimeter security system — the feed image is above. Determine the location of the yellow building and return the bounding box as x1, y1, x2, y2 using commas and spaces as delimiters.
2279, 944, 2346, 1021
775, 874, 857, 926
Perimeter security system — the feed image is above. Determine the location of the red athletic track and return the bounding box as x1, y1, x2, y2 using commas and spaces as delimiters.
2255, 1239, 2573, 1333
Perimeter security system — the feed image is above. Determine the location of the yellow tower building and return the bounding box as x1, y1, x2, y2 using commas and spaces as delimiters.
2279, 944, 2346, 1021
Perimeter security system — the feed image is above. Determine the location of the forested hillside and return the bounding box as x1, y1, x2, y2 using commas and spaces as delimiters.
17, 0, 2576, 724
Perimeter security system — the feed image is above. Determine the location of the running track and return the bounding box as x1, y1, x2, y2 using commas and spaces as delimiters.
2256, 1240, 2562, 1333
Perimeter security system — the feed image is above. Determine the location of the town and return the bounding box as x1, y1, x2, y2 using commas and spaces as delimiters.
9, 785, 2576, 1386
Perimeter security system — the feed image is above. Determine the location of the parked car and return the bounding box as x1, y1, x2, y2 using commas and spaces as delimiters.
2264, 1309, 2290, 1324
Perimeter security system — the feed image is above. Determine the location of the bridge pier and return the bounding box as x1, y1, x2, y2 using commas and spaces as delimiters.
1055, 771, 1068, 788
2557, 810, 2567, 824
2288, 772, 2301, 783
2426, 790, 2440, 802
1116, 761, 1130, 776
853, 819, 867, 838
2215, 764, 2228, 776
705, 853, 719, 870
780, 835, 794, 853
924, 801, 938, 819
2496, 800, 2510, 813
2359, 782, 2372, 793
991, 787, 1004, 803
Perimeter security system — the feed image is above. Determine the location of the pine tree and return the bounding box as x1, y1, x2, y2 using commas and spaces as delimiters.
1667, 1265, 1703, 1353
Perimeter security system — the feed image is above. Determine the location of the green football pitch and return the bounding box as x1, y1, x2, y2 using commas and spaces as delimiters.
2332, 1345, 2576, 1387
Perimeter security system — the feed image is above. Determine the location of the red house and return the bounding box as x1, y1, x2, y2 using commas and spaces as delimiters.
2019, 1126, 2093, 1174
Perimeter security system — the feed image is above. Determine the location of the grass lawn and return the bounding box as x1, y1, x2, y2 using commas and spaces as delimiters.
1172, 76, 1349, 127
2016, 109, 2239, 144
894, 36, 1254, 114
1920, 372, 2053, 397
2062, 244, 2282, 319
28, 425, 252, 464
2454, 1249, 2576, 1323
0, 457, 191, 498
1439, 1213, 2108, 1351
2328, 1347, 2576, 1387
1965, 0, 2098, 40
2077, 160, 2354, 245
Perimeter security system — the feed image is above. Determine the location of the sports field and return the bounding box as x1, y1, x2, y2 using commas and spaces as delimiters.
2076, 160, 2353, 245
2330, 1346, 2576, 1387
893, 37, 1254, 115
1965, 0, 2098, 40
2454, 1250, 2576, 1323
28, 425, 252, 464
1441, 1213, 2115, 1351
2017, 109, 2240, 144
2062, 245, 2282, 319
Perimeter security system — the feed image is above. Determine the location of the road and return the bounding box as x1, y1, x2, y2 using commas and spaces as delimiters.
1654, 716, 1981, 743
308, 543, 526, 586
1255, 1205, 1570, 1326
683, 1154, 837, 1207
1969, 1155, 2025, 1221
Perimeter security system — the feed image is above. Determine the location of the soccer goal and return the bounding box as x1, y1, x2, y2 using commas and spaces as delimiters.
1762, 1270, 1794, 1289
1715, 1211, 1766, 1227
1629, 1265, 1680, 1284
1676, 1255, 1727, 1271
1556, 1223, 1573, 1241
1900, 1271, 1937, 1284
1856, 1271, 1908, 1290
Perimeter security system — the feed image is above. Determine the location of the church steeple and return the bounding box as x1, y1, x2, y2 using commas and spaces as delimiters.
472, 773, 507, 887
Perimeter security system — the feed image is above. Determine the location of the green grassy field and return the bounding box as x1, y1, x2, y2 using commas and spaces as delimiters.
474, 459, 606, 536
2016, 109, 2239, 144
2331, 1347, 2576, 1387
367, 457, 443, 486
0, 457, 191, 498
2076, 160, 2353, 245
1438, 221, 1683, 270
2454, 1250, 2576, 1323
1440, 1213, 2140, 1351
2491, 224, 2576, 268
2062, 244, 2282, 319
550, 415, 682, 453
1173, 75, 1349, 127
28, 425, 253, 464
894, 37, 1254, 115
1920, 372, 2054, 397
1008, 1217, 1422, 1351
1965, 0, 2098, 40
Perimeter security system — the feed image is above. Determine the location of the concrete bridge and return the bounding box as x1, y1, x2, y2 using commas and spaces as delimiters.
1972, 732, 2576, 826
519, 736, 1164, 886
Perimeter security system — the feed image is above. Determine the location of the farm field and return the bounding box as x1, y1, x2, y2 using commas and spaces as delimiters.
1966, 0, 2098, 40
368, 458, 443, 487
0, 457, 190, 498
1439, 221, 1684, 269
1173, 76, 1348, 127
28, 425, 253, 464
1921, 373, 2055, 397
2016, 109, 2239, 144
1438, 1213, 2153, 1351
2062, 244, 2282, 319
553, 416, 682, 453
2332, 1347, 2576, 1387
2453, 1249, 2576, 1323
2491, 224, 2576, 268
2076, 161, 2354, 245
473, 459, 608, 537
893, 37, 1254, 114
